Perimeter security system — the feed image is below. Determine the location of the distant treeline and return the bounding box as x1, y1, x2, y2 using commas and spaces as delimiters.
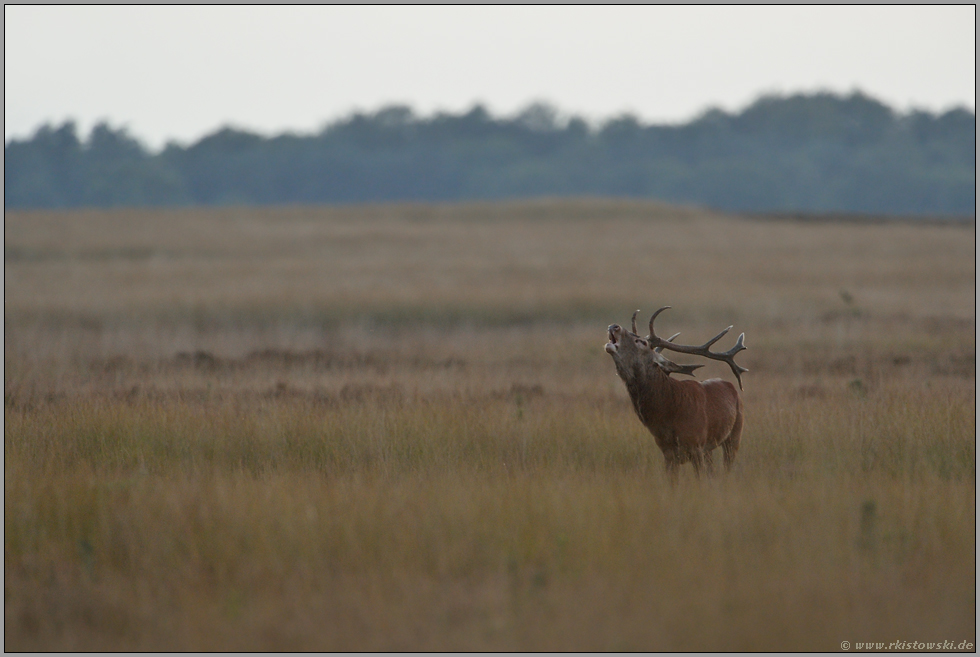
4, 91, 975, 215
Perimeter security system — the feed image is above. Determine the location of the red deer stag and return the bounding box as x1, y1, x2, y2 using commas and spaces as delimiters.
605, 307, 747, 479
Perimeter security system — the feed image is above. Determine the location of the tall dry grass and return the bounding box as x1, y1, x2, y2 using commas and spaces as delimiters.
4, 200, 975, 650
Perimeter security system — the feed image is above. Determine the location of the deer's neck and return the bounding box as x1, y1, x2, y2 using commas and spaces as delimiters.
618, 359, 681, 430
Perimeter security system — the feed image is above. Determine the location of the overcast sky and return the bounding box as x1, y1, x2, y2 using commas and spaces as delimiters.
4, 5, 976, 150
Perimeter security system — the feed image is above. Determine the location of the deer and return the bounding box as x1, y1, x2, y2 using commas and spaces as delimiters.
605, 307, 747, 480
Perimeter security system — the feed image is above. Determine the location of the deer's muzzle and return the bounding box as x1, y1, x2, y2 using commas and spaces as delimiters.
605, 325, 620, 354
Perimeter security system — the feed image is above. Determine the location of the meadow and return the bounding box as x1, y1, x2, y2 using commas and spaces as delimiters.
4, 199, 976, 650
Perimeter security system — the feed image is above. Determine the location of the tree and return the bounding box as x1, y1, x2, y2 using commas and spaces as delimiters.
4, 92, 975, 215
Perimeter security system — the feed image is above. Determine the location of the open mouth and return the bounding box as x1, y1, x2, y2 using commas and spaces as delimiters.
605, 324, 619, 353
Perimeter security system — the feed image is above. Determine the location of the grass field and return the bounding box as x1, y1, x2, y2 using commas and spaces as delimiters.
4, 199, 976, 650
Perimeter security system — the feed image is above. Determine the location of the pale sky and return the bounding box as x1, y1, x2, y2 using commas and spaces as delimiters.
4, 5, 976, 150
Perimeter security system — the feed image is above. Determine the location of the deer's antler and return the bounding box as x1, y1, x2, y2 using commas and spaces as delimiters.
647, 306, 748, 389
655, 332, 682, 353
651, 330, 702, 377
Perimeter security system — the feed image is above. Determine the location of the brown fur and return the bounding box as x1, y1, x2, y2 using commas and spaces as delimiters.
606, 323, 743, 480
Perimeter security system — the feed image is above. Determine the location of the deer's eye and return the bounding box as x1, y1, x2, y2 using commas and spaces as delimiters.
635, 339, 648, 347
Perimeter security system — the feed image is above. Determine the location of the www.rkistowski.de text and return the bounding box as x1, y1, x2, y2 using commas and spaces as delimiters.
842, 640, 973, 651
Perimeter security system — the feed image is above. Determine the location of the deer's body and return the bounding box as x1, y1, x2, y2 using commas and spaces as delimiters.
606, 308, 747, 478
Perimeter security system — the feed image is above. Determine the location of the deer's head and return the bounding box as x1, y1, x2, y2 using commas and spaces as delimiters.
604, 320, 646, 361
605, 317, 658, 389
606, 308, 748, 389
606, 310, 701, 380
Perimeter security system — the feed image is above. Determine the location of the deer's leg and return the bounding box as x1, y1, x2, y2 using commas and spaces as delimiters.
702, 448, 715, 477
663, 451, 680, 485
723, 410, 744, 472
689, 450, 704, 479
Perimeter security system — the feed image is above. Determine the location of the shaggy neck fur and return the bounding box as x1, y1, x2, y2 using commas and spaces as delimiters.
614, 356, 676, 428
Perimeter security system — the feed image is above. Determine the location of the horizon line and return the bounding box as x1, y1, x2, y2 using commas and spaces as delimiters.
5, 87, 976, 152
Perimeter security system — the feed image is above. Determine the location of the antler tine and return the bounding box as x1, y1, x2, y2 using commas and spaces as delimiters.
645, 309, 749, 390
703, 325, 732, 348
722, 333, 749, 390
631, 310, 640, 334
647, 306, 671, 339
665, 360, 704, 377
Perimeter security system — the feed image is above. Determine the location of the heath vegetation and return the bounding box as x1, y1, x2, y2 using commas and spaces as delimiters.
4, 199, 975, 650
